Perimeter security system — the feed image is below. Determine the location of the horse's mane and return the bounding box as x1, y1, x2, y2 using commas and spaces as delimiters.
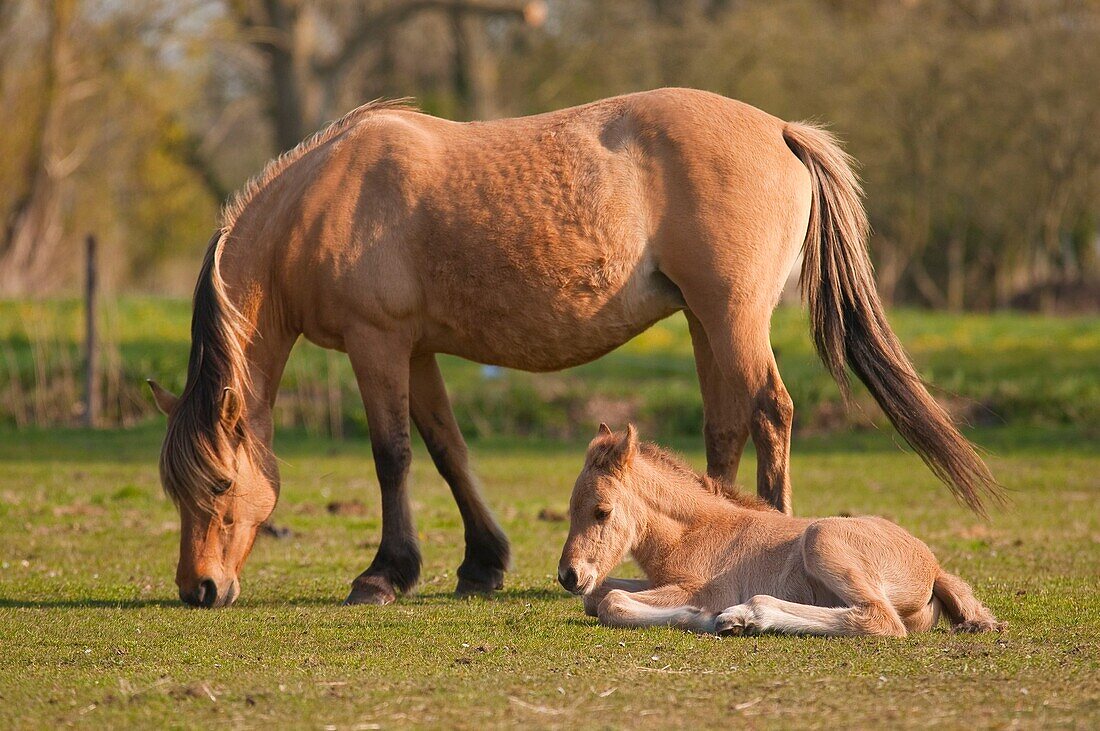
162, 99, 419, 506
159, 229, 255, 506
219, 97, 419, 230
635, 442, 775, 512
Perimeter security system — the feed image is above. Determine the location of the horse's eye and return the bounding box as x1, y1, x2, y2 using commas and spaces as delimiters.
594, 506, 611, 522
213, 479, 232, 495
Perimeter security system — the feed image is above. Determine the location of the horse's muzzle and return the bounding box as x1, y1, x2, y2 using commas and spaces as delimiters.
179, 577, 238, 608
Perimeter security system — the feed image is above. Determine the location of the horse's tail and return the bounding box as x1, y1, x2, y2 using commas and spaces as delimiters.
932, 568, 1004, 633
782, 121, 1001, 514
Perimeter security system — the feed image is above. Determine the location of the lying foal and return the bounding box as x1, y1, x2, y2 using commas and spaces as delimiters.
557, 425, 1003, 637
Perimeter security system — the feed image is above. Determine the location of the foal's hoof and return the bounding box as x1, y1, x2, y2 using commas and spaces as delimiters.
455, 575, 504, 598
343, 575, 397, 606
716, 621, 746, 637
716, 607, 752, 637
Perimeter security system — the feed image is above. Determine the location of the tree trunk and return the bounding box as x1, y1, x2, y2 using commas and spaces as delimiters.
0, 0, 72, 295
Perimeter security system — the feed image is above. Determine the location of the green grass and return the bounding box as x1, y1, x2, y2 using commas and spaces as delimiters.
2, 298, 1099, 433
1, 425, 1097, 728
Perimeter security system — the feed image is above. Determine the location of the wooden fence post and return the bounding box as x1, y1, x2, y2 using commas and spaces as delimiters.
83, 234, 99, 428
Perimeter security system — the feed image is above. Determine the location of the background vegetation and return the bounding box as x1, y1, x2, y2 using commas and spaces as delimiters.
2, 300, 1098, 434
1, 0, 1098, 309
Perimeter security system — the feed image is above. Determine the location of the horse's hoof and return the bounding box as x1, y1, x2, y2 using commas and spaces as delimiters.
343, 576, 396, 606
455, 576, 503, 597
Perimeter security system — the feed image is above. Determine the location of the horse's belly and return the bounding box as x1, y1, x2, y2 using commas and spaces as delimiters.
422, 261, 684, 372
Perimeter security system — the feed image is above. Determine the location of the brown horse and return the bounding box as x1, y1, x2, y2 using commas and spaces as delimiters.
148, 88, 997, 608
558, 424, 1003, 636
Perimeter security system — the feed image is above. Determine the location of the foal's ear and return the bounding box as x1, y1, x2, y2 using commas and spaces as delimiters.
597, 422, 612, 437
220, 387, 244, 431
599, 423, 639, 470
147, 379, 179, 416
622, 423, 639, 461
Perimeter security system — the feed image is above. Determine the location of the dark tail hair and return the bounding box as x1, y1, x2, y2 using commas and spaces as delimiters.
783, 122, 1001, 514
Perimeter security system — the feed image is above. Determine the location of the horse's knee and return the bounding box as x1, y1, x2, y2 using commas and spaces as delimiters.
751, 383, 793, 439
372, 437, 412, 486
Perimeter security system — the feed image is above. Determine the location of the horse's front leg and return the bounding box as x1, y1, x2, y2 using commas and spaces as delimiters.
409, 354, 509, 596
582, 578, 651, 617
597, 586, 717, 633
344, 332, 420, 606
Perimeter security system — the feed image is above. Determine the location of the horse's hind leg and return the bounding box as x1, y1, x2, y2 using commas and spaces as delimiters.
410, 354, 509, 596
686, 311, 752, 491
685, 304, 794, 513
344, 331, 420, 606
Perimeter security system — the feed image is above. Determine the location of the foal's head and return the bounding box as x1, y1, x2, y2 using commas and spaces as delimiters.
557, 423, 646, 595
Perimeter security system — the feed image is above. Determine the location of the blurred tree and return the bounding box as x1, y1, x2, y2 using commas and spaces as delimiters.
0, 0, 1095, 306
223, 0, 544, 151
0, 0, 74, 295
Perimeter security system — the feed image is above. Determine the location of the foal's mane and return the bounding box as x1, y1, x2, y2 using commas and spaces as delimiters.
220, 98, 418, 230
635, 442, 774, 512
589, 435, 773, 512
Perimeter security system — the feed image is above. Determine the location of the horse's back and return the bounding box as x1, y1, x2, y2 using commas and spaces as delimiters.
284, 89, 810, 367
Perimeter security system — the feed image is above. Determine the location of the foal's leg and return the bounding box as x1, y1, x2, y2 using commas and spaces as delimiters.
582, 578, 651, 617
344, 333, 420, 606
715, 594, 906, 637
409, 354, 509, 596
596, 586, 717, 633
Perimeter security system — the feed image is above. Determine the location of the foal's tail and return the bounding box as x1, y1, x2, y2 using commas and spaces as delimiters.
932, 568, 1004, 633
782, 122, 1001, 514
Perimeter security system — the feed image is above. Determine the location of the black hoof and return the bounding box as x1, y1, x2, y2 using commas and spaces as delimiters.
455, 575, 504, 597
344, 575, 397, 606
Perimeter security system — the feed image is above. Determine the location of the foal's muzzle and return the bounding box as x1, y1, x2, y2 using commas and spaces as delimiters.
558, 566, 580, 594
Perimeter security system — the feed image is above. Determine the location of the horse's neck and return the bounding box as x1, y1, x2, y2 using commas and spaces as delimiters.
219, 232, 297, 438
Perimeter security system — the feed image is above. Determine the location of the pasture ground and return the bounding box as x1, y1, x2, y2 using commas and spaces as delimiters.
1, 424, 1098, 729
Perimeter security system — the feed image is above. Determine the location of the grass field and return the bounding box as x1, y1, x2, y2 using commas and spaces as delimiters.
1, 424, 1098, 728
1, 302, 1098, 728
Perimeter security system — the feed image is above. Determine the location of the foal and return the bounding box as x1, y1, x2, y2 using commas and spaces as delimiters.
557, 425, 1003, 637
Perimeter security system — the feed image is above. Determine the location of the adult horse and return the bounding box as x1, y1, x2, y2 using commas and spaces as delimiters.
148, 88, 997, 608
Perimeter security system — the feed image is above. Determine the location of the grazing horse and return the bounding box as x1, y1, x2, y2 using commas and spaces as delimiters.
147, 88, 998, 608
558, 425, 1004, 636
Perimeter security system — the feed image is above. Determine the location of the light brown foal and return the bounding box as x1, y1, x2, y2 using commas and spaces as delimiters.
558, 425, 1003, 637
149, 88, 997, 608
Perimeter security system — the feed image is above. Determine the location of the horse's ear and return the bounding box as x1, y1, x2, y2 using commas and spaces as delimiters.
221, 387, 243, 431
597, 422, 612, 437
147, 379, 179, 416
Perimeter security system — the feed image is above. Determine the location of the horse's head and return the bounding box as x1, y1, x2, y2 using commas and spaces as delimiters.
558, 423, 642, 595
149, 379, 278, 608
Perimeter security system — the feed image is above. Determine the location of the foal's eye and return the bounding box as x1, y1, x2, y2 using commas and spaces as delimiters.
594, 506, 611, 522
212, 479, 232, 495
